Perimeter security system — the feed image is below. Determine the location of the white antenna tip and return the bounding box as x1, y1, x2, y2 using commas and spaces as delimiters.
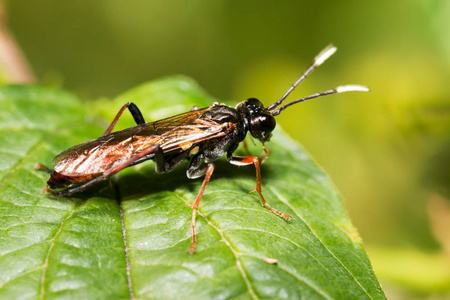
336, 85, 371, 93
314, 44, 337, 66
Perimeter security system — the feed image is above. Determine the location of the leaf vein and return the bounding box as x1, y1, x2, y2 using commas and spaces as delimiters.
240, 254, 333, 300
270, 186, 373, 299
0, 138, 45, 192
225, 227, 340, 278
39, 200, 87, 300
0, 266, 44, 289
172, 192, 259, 300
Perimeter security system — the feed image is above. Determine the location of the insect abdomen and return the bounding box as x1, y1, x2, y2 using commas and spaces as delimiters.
47, 171, 99, 190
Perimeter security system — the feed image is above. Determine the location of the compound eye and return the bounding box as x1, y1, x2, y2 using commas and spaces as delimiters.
260, 114, 276, 139
250, 114, 276, 141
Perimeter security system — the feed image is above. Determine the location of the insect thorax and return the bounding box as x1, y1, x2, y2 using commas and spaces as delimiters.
199, 105, 247, 162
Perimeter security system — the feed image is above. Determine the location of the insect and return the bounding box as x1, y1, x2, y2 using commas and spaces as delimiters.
36, 44, 369, 254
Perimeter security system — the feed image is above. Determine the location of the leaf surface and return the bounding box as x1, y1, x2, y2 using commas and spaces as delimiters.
0, 78, 385, 299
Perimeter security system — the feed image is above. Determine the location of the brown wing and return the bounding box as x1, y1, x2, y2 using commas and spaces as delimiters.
52, 108, 234, 176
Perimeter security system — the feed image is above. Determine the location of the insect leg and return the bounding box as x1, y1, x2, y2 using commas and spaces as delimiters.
52, 145, 160, 196
152, 145, 166, 173
35, 163, 53, 193
103, 102, 146, 136
242, 140, 252, 156
34, 163, 53, 174
260, 143, 270, 164
241, 140, 269, 163
228, 155, 291, 221
187, 161, 215, 254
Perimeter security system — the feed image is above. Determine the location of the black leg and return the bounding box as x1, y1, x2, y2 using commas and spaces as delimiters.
103, 102, 146, 136
153, 145, 166, 173
187, 154, 206, 179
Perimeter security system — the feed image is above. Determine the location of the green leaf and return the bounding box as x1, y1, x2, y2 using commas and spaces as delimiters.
0, 78, 385, 299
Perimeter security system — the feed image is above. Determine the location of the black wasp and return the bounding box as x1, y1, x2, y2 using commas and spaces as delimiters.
36, 44, 369, 253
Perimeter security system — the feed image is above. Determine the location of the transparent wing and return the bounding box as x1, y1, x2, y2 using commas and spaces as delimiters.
52, 108, 234, 176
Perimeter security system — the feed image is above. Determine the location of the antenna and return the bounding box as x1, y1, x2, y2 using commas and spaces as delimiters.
271, 85, 370, 116
267, 44, 337, 111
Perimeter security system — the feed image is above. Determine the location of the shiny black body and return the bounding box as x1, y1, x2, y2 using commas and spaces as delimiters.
42, 100, 275, 196
37, 44, 368, 253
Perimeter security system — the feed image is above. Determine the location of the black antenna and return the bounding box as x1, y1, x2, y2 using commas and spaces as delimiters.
271, 85, 370, 116
267, 44, 337, 111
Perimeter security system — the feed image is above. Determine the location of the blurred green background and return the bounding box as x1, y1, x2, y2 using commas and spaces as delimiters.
2, 1, 449, 298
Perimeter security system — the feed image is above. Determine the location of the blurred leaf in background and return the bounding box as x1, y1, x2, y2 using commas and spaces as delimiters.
2, 0, 450, 298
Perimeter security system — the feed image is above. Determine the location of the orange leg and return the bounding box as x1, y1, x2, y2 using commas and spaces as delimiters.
260, 143, 270, 164
189, 163, 215, 254
229, 156, 291, 221
103, 102, 146, 136
242, 140, 270, 164
34, 163, 52, 173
